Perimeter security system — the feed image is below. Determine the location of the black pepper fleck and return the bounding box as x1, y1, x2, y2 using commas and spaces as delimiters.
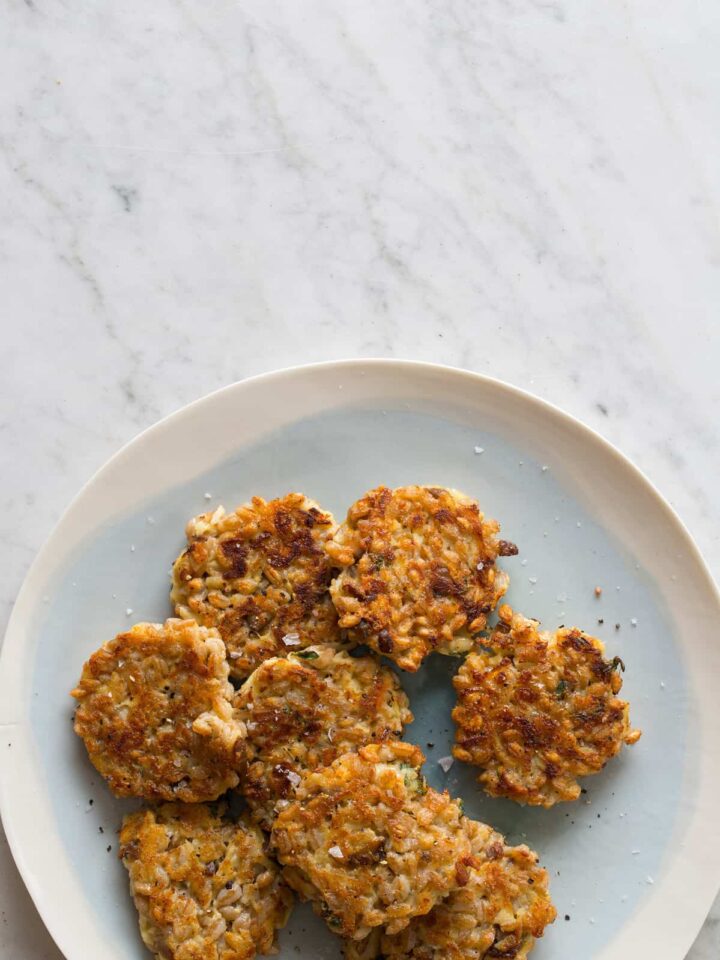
106, 845, 112, 852
565, 914, 571, 921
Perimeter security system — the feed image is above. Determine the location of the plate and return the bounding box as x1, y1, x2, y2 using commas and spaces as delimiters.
1, 359, 719, 960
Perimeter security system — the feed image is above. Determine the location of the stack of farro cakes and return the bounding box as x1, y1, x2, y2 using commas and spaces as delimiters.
71, 486, 640, 959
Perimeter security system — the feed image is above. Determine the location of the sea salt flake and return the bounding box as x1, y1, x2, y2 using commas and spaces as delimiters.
125, 608, 133, 616
541, 465, 549, 472
282, 632, 301, 647
204, 492, 212, 500
528, 577, 537, 585
630, 618, 638, 626
328, 845, 344, 859
438, 756, 454, 773
646, 876, 654, 885
286, 770, 302, 788
474, 446, 485, 454
229, 652, 242, 660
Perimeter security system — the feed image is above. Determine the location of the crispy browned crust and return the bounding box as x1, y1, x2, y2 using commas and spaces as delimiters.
452, 606, 642, 806
327, 486, 511, 672
71, 619, 245, 802
345, 818, 556, 960
172, 494, 343, 679
120, 803, 293, 960
270, 742, 471, 940
236, 645, 413, 830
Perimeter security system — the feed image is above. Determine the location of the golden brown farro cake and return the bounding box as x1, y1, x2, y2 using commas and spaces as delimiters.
236, 645, 412, 830
172, 494, 343, 679
270, 742, 471, 941
120, 803, 293, 960
326, 486, 513, 672
344, 817, 556, 960
453, 605, 641, 806
71, 619, 245, 802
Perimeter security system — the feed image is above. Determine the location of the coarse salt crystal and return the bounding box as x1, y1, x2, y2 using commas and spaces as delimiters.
328, 845, 344, 859
286, 770, 302, 788
474, 446, 484, 454
660, 682, 665, 689
631, 850, 640, 855
476, 561, 484, 571
130, 544, 135, 552
204, 492, 212, 500
282, 632, 301, 647
520, 558, 528, 566
125, 608, 133, 616
630, 618, 637, 626
528, 577, 537, 584
147, 516, 155, 525
541, 465, 549, 472
438, 756, 454, 773
229, 652, 242, 660
646, 876, 654, 885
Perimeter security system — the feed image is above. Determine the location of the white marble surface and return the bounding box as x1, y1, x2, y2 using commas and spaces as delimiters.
1, 1, 719, 956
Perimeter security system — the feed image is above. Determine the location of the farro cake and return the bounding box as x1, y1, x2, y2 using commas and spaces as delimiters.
120, 803, 293, 960
172, 494, 343, 679
71, 619, 245, 802
326, 486, 512, 672
271, 742, 471, 940
453, 605, 641, 806
236, 644, 412, 830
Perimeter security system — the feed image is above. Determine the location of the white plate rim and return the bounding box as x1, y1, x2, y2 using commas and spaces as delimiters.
1, 357, 719, 960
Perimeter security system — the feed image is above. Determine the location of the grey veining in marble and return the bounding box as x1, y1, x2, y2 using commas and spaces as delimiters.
1, 1, 718, 957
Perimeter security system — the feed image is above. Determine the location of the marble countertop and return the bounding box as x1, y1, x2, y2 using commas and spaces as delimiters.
1, 1, 719, 957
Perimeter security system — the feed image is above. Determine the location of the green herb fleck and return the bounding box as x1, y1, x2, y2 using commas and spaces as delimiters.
296, 650, 319, 660
555, 680, 568, 699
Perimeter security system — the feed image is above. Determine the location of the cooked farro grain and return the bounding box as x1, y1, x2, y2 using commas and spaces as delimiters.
120, 803, 293, 960
172, 494, 343, 679
271, 742, 470, 940
72, 619, 245, 802
327, 486, 511, 672
453, 605, 641, 806
236, 645, 412, 830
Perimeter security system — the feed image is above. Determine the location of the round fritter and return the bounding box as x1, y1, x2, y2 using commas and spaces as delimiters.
120, 803, 293, 960
326, 486, 512, 672
172, 494, 342, 679
271, 742, 471, 940
452, 605, 642, 806
236, 645, 413, 830
71, 619, 245, 802
344, 818, 556, 960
